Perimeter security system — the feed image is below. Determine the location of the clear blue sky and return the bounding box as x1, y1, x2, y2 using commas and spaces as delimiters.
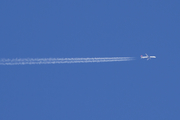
0, 0, 180, 119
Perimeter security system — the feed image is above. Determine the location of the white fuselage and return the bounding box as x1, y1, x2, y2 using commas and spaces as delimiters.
141, 54, 156, 60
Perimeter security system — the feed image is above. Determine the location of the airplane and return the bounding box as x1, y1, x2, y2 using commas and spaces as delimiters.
141, 53, 156, 60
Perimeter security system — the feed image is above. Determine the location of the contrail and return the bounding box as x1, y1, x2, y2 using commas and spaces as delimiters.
0, 57, 134, 65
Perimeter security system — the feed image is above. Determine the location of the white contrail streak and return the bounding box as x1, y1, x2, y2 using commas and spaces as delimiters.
0, 57, 134, 65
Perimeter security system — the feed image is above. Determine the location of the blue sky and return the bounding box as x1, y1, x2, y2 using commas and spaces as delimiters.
0, 0, 180, 119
